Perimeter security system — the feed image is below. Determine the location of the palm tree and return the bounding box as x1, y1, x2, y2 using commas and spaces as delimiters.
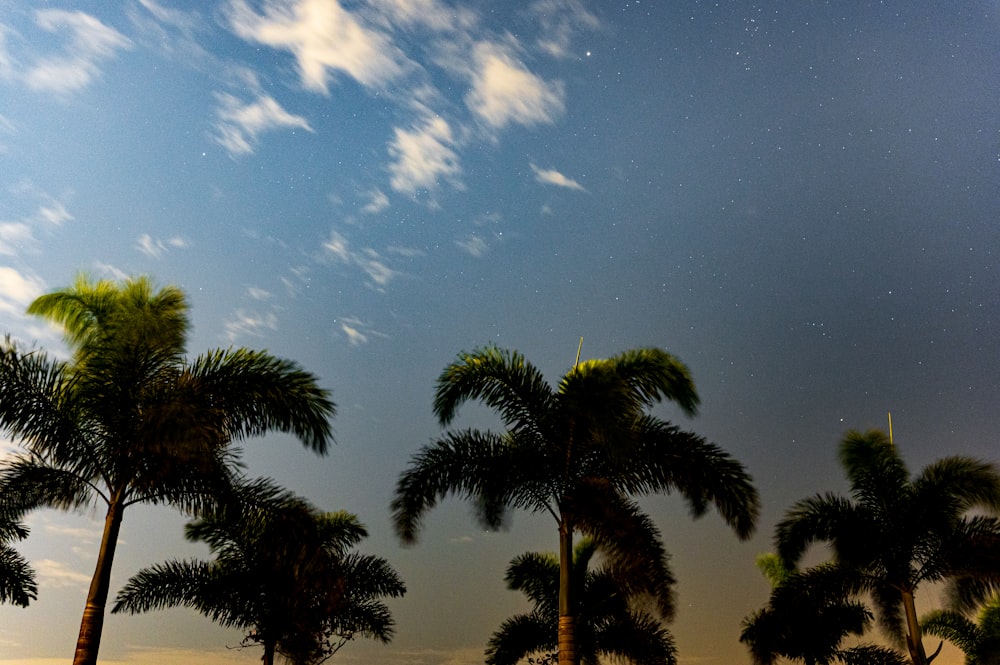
740, 554, 905, 665
113, 477, 405, 665
921, 596, 1000, 665
0, 275, 336, 665
775, 430, 1000, 665
391, 345, 759, 665
487, 537, 676, 665
0, 513, 36, 607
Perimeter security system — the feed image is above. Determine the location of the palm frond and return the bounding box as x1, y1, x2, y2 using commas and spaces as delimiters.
566, 483, 675, 620
391, 430, 545, 543
775, 493, 858, 566
433, 345, 554, 432
506, 551, 561, 613
486, 612, 554, 665
0, 531, 37, 607
618, 416, 759, 539
187, 348, 335, 454
594, 611, 677, 665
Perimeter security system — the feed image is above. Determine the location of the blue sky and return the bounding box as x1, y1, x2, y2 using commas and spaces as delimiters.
1, 1, 999, 664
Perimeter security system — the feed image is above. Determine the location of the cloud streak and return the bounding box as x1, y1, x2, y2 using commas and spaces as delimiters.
213, 92, 312, 156
465, 42, 565, 130
226, 0, 405, 93
388, 114, 462, 195
530, 163, 587, 191
23, 10, 132, 94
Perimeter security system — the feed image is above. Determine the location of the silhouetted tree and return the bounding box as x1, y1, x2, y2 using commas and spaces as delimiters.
0, 275, 335, 665
922, 596, 1000, 665
114, 477, 404, 665
741, 554, 904, 665
776, 430, 1000, 665
488, 537, 676, 665
392, 345, 758, 665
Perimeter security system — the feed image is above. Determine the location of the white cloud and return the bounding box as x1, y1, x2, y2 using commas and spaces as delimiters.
0, 222, 33, 256
246, 287, 272, 300
323, 230, 352, 263
465, 41, 564, 130
213, 92, 312, 156
227, 0, 405, 93
337, 316, 388, 346
34, 559, 91, 589
37, 201, 73, 225
135, 233, 187, 258
361, 188, 390, 214
530, 0, 600, 59
455, 233, 488, 257
24, 10, 132, 94
530, 163, 587, 191
41, 523, 98, 542
358, 249, 396, 287
0, 187, 74, 255
341, 322, 368, 346
366, 0, 478, 32
224, 309, 278, 341
0, 266, 44, 316
322, 229, 400, 289
387, 114, 461, 195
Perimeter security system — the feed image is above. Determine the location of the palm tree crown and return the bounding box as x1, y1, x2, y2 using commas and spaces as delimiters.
922, 596, 1000, 665
488, 538, 676, 665
392, 344, 759, 665
0, 275, 336, 665
776, 430, 1000, 665
113, 477, 405, 665
740, 553, 906, 665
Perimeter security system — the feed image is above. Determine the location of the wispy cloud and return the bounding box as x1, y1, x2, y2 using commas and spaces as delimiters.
368, 0, 478, 32
530, 0, 600, 59
530, 163, 587, 191
0, 266, 44, 316
387, 114, 462, 195
23, 10, 132, 95
465, 41, 564, 130
455, 212, 504, 257
224, 309, 278, 341
226, 0, 406, 93
455, 233, 488, 257
34, 559, 91, 589
135, 233, 187, 258
337, 316, 388, 346
0, 184, 74, 256
361, 188, 390, 214
323, 229, 400, 290
213, 92, 312, 157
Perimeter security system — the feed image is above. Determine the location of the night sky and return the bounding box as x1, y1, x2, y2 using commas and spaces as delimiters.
0, 1, 998, 664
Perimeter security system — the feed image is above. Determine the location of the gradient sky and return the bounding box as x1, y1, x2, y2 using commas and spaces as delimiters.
0, 1, 998, 664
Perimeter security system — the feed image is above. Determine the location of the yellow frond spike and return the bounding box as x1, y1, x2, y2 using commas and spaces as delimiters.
574, 337, 583, 370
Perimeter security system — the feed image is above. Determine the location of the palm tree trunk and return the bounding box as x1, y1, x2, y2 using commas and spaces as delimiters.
901, 588, 928, 665
263, 640, 275, 665
73, 498, 124, 665
558, 520, 578, 665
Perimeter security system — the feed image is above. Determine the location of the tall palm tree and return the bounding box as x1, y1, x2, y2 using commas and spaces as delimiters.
391, 345, 759, 665
113, 477, 405, 665
487, 537, 676, 665
921, 596, 1000, 665
0, 275, 336, 665
775, 430, 1000, 665
0, 513, 36, 607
